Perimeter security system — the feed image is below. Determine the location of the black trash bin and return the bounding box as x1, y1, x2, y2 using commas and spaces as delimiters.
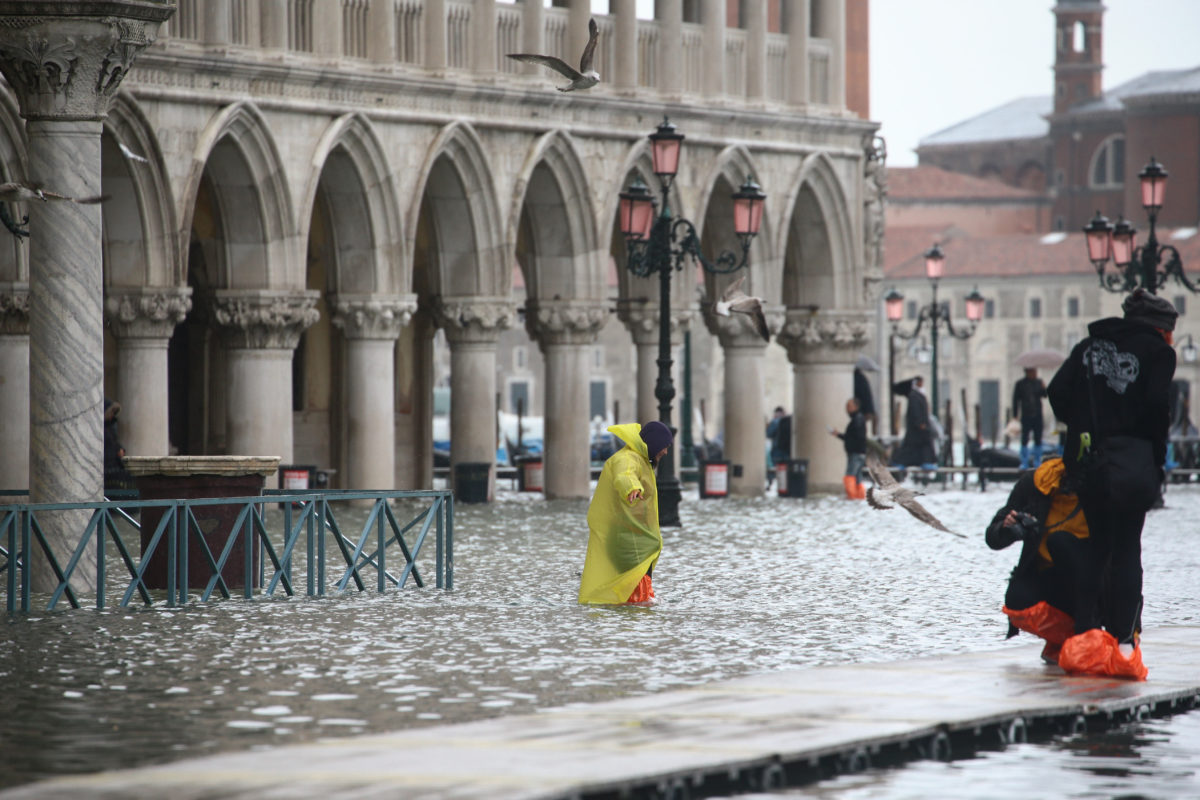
453, 462, 491, 503
781, 459, 808, 498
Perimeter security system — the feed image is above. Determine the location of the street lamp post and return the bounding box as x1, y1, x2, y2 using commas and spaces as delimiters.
1083, 157, 1198, 295
618, 118, 766, 527
883, 244, 985, 424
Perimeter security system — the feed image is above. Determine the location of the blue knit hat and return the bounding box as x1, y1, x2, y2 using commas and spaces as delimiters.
640, 421, 673, 456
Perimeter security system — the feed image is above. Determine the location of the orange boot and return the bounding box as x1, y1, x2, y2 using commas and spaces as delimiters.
842, 475, 865, 500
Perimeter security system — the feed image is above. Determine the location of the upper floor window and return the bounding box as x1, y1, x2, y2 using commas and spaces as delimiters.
1073, 21, 1087, 53
1067, 297, 1080, 318
1030, 298, 1042, 319
984, 299, 996, 319
1174, 295, 1187, 316
1090, 135, 1125, 189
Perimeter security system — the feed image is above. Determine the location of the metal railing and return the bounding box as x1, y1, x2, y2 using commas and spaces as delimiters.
0, 490, 453, 612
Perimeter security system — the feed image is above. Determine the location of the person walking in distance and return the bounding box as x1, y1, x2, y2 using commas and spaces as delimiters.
1047, 289, 1177, 680
831, 398, 867, 499
1013, 367, 1047, 469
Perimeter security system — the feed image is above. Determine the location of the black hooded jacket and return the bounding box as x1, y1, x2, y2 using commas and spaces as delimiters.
1047, 317, 1176, 470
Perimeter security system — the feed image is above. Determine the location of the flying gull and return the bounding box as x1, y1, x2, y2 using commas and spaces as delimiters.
508, 18, 600, 92
713, 273, 769, 341
0, 182, 108, 205
118, 142, 150, 165
865, 451, 963, 537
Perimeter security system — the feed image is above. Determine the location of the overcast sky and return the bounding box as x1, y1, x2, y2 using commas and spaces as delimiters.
871, 0, 1200, 166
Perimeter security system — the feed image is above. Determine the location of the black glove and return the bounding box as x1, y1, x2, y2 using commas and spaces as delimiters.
1007, 511, 1042, 543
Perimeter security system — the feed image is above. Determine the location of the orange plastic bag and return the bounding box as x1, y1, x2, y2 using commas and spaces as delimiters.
1058, 628, 1148, 681
1002, 601, 1075, 645
626, 573, 655, 604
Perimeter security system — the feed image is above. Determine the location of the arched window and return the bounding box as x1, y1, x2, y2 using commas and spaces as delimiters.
1089, 135, 1126, 189
1073, 21, 1086, 53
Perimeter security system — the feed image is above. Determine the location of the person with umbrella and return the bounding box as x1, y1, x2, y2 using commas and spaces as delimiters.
1013, 367, 1047, 469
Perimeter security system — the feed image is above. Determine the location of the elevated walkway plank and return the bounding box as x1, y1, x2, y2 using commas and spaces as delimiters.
6, 626, 1199, 800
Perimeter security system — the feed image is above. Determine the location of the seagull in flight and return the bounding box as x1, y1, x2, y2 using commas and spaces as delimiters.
508, 18, 600, 92
0, 182, 107, 205
118, 142, 150, 165
865, 452, 963, 537
713, 273, 769, 341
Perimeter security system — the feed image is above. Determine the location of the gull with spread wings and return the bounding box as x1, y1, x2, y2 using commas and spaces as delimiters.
508, 18, 600, 92
865, 451, 963, 537
713, 273, 769, 341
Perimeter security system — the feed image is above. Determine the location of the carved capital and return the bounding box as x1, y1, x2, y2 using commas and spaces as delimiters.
212, 289, 320, 350
0, 5, 174, 121
777, 309, 872, 365
433, 296, 516, 346
0, 281, 29, 335
526, 299, 607, 347
104, 286, 191, 339
704, 303, 784, 348
619, 304, 693, 347
331, 294, 416, 340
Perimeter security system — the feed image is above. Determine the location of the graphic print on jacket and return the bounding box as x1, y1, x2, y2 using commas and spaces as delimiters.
1083, 339, 1139, 394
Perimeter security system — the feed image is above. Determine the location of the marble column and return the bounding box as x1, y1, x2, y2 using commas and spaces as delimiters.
0, 284, 29, 491
568, 0, 591, 73
332, 295, 415, 490
777, 309, 870, 493
619, 304, 690, 424
528, 300, 607, 500
212, 290, 319, 464
395, 309, 436, 490
658, 0, 683, 94
425, 0, 447, 70
815, 0, 844, 107
745, 0, 768, 99
613, 0, 637, 89
261, 0, 289, 49
521, 0, 545, 77
313, 0, 344, 56
435, 297, 516, 501
204, 0, 232, 46
367, 0, 397, 62
712, 317, 772, 496
105, 288, 193, 458
471, 0, 496, 74
785, 0, 809, 106
702, 0, 725, 97
0, 4, 173, 591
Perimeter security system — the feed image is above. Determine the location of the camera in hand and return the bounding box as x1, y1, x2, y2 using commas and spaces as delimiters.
1008, 511, 1042, 542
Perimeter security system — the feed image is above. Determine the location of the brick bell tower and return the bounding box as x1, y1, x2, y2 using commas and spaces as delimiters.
1053, 0, 1105, 113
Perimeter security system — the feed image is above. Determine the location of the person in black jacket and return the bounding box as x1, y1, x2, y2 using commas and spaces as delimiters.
1012, 368, 1047, 469
1047, 289, 1176, 677
892, 376, 936, 467
831, 397, 866, 499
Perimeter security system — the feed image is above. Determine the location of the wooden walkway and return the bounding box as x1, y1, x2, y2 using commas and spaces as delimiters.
6, 626, 1199, 800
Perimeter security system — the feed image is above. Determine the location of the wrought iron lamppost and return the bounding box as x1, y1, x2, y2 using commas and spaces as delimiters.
1083, 156, 1198, 295
883, 244, 985, 421
617, 117, 766, 527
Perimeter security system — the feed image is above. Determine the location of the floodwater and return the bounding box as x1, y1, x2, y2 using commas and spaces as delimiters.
2, 482, 1199, 797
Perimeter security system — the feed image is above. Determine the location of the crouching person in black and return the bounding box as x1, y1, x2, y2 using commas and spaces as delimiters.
986, 457, 1092, 665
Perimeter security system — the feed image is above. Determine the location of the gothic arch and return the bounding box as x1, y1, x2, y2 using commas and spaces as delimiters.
102, 92, 180, 289
411, 120, 506, 297
182, 101, 295, 290
695, 145, 776, 304
0, 88, 27, 285
779, 151, 856, 310
299, 113, 405, 295
510, 129, 603, 301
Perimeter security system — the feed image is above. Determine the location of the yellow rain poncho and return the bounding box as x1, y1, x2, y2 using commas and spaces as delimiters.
578, 423, 663, 604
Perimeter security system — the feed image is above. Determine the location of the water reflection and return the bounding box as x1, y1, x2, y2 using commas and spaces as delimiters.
2, 487, 1198, 792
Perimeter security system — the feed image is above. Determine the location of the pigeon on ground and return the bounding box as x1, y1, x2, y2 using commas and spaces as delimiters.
0, 182, 107, 205
508, 18, 600, 92
713, 273, 769, 341
118, 142, 150, 165
865, 451, 963, 537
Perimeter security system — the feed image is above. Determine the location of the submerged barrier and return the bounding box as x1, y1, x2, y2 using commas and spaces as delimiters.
0, 490, 453, 612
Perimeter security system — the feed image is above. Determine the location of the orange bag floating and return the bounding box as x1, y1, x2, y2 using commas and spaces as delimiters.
1058, 628, 1148, 681
1002, 601, 1075, 645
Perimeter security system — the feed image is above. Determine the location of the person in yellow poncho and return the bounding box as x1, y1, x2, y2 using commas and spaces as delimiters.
578, 421, 673, 605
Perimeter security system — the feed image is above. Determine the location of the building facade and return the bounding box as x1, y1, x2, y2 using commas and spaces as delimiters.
0, 0, 881, 511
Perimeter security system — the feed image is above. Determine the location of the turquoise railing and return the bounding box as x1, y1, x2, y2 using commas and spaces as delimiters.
0, 490, 453, 612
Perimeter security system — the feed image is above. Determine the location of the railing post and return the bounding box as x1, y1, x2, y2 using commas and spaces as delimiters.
306, 501, 315, 596
96, 509, 105, 609
445, 494, 453, 591
317, 498, 327, 596
166, 506, 177, 608
20, 510, 29, 611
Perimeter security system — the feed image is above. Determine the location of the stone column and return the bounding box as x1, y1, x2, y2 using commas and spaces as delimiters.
313, 0, 344, 56
745, 0, 767, 99
261, 0, 288, 49
425, 0, 447, 70
658, 0, 683, 94
471, 0, 496, 74
711, 316, 773, 497
367, 0, 396, 62
613, 0, 637, 89
212, 290, 319, 464
816, 0, 844, 107
435, 297, 516, 501
785, 0, 809, 106
332, 295, 415, 491
0, 284, 29, 491
204, 0, 232, 46
702, 0, 725, 97
568, 0, 590, 72
521, 0, 545, 77
0, 4, 173, 591
619, 305, 689, 424
777, 310, 870, 493
527, 300, 607, 500
105, 288, 193, 458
